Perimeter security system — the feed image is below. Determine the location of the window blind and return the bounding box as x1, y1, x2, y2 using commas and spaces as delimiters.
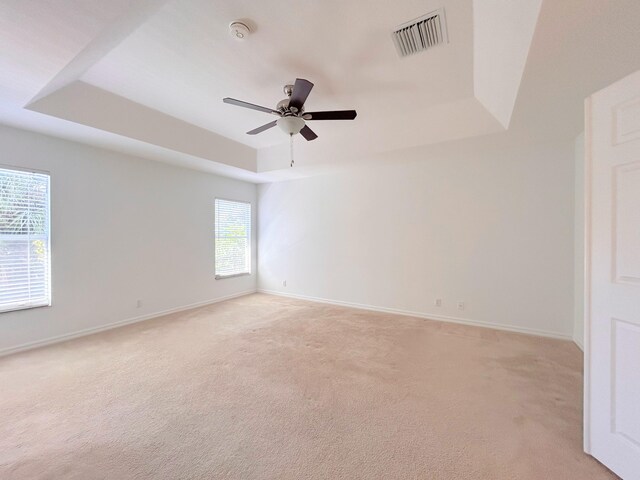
215, 198, 251, 278
0, 167, 51, 313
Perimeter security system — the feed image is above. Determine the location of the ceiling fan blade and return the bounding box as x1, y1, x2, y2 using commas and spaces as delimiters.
299, 125, 318, 141
247, 120, 277, 135
305, 110, 357, 120
288, 78, 314, 111
223, 97, 280, 115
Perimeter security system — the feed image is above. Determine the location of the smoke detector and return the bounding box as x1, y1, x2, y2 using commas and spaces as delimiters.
229, 21, 250, 40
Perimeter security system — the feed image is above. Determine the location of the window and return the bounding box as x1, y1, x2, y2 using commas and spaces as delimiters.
0, 166, 51, 312
215, 198, 251, 278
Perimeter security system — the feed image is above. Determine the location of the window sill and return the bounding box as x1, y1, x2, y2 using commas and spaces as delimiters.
215, 272, 251, 280
0, 302, 51, 315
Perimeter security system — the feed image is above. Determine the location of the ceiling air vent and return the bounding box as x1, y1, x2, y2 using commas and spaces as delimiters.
392, 8, 448, 58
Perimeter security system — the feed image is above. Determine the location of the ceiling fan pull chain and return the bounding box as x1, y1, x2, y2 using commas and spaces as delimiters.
290, 133, 294, 167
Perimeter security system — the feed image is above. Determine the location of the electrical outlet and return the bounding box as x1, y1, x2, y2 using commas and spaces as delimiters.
434, 298, 442, 307
457, 301, 465, 311
136, 299, 142, 309
283, 280, 287, 287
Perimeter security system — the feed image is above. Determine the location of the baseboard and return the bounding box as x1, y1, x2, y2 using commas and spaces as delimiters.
258, 289, 573, 341
3, 288, 573, 358
0, 289, 257, 358
573, 335, 584, 351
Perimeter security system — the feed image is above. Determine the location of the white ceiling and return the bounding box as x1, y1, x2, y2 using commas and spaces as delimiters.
81, 0, 476, 150
0, 0, 639, 182
0, 0, 133, 105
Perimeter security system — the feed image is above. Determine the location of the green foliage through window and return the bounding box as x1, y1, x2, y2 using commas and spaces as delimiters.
0, 167, 51, 311
215, 199, 251, 277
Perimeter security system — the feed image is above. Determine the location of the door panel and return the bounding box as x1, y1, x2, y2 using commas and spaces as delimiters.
613, 162, 640, 284
587, 69, 640, 480
612, 318, 640, 448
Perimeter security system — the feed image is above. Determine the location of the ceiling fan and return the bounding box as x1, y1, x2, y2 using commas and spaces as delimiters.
222, 78, 357, 141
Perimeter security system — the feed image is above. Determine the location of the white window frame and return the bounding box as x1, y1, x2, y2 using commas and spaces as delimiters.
0, 164, 52, 314
214, 197, 251, 280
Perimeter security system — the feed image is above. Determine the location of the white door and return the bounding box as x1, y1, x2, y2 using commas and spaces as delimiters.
586, 69, 640, 479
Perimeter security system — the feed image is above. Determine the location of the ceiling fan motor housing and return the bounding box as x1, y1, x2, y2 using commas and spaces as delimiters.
277, 98, 294, 112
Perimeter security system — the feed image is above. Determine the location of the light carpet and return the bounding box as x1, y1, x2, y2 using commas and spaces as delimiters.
0, 293, 615, 479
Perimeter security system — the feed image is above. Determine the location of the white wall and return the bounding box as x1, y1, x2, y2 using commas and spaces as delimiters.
573, 132, 585, 350
0, 125, 256, 354
258, 133, 576, 338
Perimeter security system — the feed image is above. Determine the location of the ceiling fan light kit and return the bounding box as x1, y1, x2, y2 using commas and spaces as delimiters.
277, 116, 305, 135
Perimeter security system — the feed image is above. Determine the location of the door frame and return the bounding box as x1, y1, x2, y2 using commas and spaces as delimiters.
583, 96, 593, 455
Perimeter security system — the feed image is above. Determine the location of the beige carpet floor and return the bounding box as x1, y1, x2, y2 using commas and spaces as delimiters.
0, 293, 615, 479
